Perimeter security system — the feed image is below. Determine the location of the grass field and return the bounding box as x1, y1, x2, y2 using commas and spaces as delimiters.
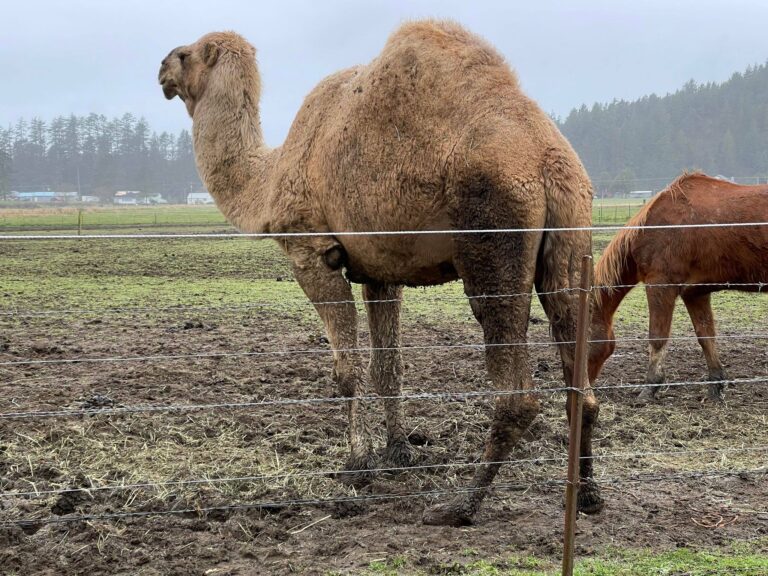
0, 204, 229, 230
1, 206, 766, 575
0, 199, 644, 231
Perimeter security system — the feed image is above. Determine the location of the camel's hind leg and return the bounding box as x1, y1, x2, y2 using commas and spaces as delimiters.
363, 282, 415, 467
640, 285, 677, 401
682, 292, 727, 401
536, 275, 603, 514
423, 204, 542, 526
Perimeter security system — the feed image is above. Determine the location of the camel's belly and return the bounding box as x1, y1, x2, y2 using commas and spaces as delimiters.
341, 233, 458, 286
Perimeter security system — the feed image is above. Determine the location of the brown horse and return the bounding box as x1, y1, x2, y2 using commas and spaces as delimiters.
589, 173, 768, 401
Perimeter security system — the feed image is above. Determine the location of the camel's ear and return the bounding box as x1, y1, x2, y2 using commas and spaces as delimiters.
203, 42, 219, 67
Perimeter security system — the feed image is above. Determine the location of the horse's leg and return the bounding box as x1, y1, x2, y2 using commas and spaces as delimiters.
423, 218, 541, 526
537, 285, 603, 514
287, 240, 375, 483
640, 285, 677, 401
682, 292, 727, 401
363, 282, 414, 466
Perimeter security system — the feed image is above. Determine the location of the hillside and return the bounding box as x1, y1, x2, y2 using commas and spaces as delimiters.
558, 62, 768, 195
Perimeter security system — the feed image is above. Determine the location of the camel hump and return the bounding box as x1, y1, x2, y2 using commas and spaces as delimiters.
385, 19, 510, 72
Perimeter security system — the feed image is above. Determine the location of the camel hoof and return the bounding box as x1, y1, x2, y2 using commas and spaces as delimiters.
577, 481, 604, 515
335, 452, 378, 487
707, 389, 725, 403
636, 386, 657, 403
383, 439, 417, 470
422, 500, 475, 527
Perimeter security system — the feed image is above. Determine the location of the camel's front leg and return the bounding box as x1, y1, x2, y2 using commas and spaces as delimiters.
363, 282, 415, 467
287, 241, 375, 483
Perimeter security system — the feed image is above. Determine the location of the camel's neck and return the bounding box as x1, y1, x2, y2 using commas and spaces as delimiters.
192, 62, 276, 233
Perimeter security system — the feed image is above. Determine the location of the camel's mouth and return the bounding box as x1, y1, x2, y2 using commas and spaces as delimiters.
160, 79, 181, 100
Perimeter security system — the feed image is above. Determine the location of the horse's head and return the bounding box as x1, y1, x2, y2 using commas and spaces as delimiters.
588, 287, 617, 383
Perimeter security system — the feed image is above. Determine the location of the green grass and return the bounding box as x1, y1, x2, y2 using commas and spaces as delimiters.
592, 199, 646, 224
4, 227, 763, 334
0, 205, 228, 229
356, 544, 768, 575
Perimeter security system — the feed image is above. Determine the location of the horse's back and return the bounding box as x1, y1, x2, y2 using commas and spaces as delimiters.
633, 174, 768, 286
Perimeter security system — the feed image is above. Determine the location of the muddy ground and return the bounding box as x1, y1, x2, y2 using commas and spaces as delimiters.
1, 301, 766, 575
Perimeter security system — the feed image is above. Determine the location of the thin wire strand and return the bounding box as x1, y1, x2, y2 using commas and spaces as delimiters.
4, 445, 766, 500
1, 281, 765, 318
1, 376, 765, 420
1, 468, 764, 528
2, 220, 768, 241
3, 333, 768, 368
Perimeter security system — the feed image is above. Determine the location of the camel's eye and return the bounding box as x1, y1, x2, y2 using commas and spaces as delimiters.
179, 52, 187, 64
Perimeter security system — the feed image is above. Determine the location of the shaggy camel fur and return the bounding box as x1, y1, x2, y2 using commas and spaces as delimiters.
159, 20, 599, 526
590, 173, 768, 401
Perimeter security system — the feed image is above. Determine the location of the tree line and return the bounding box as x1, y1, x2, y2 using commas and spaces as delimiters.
4, 60, 767, 202
0, 113, 201, 203
558, 61, 768, 196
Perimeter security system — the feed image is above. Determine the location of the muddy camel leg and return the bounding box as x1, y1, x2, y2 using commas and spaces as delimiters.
639, 285, 677, 402
537, 286, 603, 514
423, 227, 541, 526
363, 282, 415, 467
682, 292, 727, 401
287, 241, 375, 483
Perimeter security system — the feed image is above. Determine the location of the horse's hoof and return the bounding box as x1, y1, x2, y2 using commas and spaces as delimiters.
422, 500, 475, 527
383, 439, 417, 470
707, 380, 726, 403
335, 452, 378, 487
578, 481, 604, 515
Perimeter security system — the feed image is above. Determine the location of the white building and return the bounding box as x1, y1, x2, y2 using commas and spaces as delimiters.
114, 190, 142, 205
187, 192, 215, 205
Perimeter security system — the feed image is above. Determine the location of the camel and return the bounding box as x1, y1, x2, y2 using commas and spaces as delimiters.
589, 173, 768, 401
159, 20, 600, 526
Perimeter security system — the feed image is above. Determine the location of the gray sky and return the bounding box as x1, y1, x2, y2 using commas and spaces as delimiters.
4, 0, 768, 146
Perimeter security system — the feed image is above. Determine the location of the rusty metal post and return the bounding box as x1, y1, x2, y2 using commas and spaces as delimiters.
562, 254, 593, 576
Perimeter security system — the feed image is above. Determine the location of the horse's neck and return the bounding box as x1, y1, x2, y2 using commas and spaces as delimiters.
594, 286, 633, 329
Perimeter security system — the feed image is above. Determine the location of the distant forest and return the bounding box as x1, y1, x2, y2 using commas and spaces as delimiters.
558, 62, 768, 196
0, 113, 201, 202
3, 60, 768, 202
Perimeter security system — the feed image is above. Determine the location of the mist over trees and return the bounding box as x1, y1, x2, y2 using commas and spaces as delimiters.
558, 62, 768, 196
4, 60, 768, 202
0, 113, 201, 202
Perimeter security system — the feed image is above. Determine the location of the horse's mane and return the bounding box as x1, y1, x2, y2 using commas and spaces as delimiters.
594, 172, 703, 291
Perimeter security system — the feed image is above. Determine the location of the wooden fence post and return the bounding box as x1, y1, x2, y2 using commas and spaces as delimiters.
77, 209, 83, 236
561, 254, 593, 576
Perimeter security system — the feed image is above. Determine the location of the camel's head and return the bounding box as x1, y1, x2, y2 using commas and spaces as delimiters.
159, 31, 255, 117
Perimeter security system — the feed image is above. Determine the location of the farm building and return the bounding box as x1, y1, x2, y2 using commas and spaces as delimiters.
187, 191, 214, 205
628, 190, 654, 199
114, 191, 142, 205
11, 191, 78, 203
114, 191, 168, 205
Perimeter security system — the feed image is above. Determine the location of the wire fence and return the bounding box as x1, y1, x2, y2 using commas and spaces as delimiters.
1, 221, 767, 575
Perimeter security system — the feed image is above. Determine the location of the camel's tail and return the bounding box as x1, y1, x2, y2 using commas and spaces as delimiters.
537, 146, 594, 299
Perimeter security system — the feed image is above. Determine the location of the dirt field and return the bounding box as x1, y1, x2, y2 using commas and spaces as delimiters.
1, 235, 767, 575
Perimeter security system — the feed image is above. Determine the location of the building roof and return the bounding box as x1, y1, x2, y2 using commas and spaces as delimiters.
15, 191, 56, 197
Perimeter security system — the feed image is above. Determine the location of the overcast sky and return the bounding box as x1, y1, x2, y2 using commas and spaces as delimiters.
4, 0, 768, 146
